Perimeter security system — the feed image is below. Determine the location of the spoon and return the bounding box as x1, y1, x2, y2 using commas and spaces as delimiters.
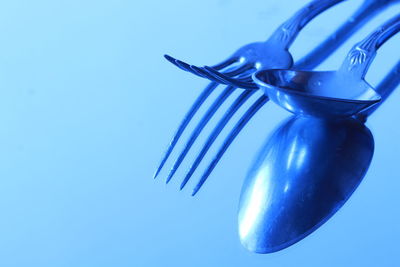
253, 14, 400, 118
238, 16, 400, 253
238, 115, 374, 253
238, 59, 400, 253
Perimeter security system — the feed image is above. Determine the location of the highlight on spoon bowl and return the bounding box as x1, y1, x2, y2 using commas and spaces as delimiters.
253, 69, 381, 118
238, 116, 375, 253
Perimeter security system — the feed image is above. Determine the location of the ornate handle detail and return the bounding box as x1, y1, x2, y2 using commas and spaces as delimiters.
268, 0, 344, 49
341, 14, 400, 79
295, 0, 398, 70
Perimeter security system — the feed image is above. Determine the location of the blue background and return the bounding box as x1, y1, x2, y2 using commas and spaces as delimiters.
0, 0, 399, 266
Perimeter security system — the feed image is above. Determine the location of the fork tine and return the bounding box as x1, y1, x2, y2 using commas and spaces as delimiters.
224, 64, 254, 76
211, 57, 239, 70
192, 95, 269, 196
166, 54, 254, 84
166, 54, 243, 80
242, 76, 254, 82
164, 54, 184, 69
191, 64, 254, 84
190, 65, 217, 80
191, 65, 229, 84
153, 82, 218, 179
180, 89, 256, 190
167, 54, 237, 72
175, 59, 208, 78
190, 65, 253, 86
166, 85, 236, 183
164, 54, 206, 78
204, 66, 258, 89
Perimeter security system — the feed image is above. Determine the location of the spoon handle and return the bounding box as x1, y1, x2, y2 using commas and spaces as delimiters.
341, 14, 400, 79
268, 0, 344, 49
357, 60, 400, 120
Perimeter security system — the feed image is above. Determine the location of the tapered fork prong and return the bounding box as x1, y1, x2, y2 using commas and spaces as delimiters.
164, 54, 185, 70
165, 54, 242, 80
165, 54, 254, 84
153, 82, 218, 179
164, 55, 206, 78
224, 64, 254, 76
204, 66, 258, 89
190, 64, 256, 86
180, 89, 256, 190
165, 85, 236, 183
192, 95, 269, 196
158, 55, 252, 180
175, 59, 207, 77
211, 57, 239, 70
190, 65, 229, 84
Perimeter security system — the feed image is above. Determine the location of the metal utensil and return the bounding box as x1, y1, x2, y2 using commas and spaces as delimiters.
155, 0, 342, 182
168, 0, 400, 87
239, 115, 375, 253
155, 0, 397, 195
238, 62, 400, 254
238, 16, 400, 253
254, 14, 400, 118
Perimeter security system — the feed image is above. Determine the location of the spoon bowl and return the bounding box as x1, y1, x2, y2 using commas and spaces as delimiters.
252, 14, 400, 119
253, 69, 381, 118
238, 116, 374, 253
239, 15, 400, 253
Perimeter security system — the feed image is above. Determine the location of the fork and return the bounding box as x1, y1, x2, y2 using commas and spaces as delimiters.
155, 0, 398, 195
154, 0, 343, 180
167, 0, 399, 88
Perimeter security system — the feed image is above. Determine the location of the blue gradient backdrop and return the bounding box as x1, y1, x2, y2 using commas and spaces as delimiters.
0, 0, 399, 266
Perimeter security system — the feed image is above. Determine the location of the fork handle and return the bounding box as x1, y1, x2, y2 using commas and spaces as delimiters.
269, 0, 344, 49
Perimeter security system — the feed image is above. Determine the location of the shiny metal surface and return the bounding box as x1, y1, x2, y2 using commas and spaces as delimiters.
167, 0, 400, 89
238, 16, 400, 254
358, 60, 400, 119
164, 0, 344, 89
155, 0, 398, 194
254, 14, 400, 118
254, 70, 381, 118
155, 0, 344, 189
238, 116, 374, 253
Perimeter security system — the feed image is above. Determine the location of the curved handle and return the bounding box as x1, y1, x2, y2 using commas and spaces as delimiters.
357, 60, 400, 120
268, 0, 345, 49
340, 14, 400, 79
295, 0, 398, 70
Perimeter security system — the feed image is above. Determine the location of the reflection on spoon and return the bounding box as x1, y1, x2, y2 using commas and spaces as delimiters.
238, 116, 374, 253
